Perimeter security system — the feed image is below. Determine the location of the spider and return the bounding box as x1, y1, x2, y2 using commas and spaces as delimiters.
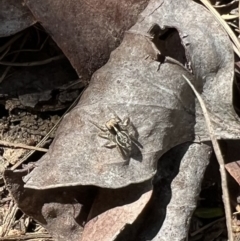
90, 110, 137, 160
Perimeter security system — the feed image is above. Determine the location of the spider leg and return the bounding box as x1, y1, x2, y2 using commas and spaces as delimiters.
103, 140, 117, 149
99, 132, 111, 140
89, 120, 108, 132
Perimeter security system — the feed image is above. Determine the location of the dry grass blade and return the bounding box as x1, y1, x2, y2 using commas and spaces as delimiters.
182, 75, 233, 241
239, 0, 240, 28
0, 33, 23, 53
221, 14, 238, 20
214, 0, 238, 8
0, 33, 28, 83
0, 197, 12, 204
0, 47, 10, 61
0, 233, 52, 240
0, 140, 48, 152
200, 0, 240, 57
0, 55, 64, 67
233, 44, 240, 57
6, 36, 49, 56
228, 21, 239, 29
0, 203, 18, 237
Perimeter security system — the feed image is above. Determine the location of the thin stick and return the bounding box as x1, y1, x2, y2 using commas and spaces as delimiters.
233, 44, 240, 57
0, 203, 18, 237
0, 140, 48, 152
0, 55, 64, 67
190, 217, 225, 236
0, 47, 10, 60
0, 33, 23, 53
182, 75, 233, 241
0, 33, 29, 83
214, 0, 238, 8
0, 233, 52, 240
6, 36, 49, 56
239, 0, 240, 31
0, 197, 12, 204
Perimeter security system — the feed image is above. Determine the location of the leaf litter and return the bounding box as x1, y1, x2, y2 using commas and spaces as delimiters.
2, 0, 240, 240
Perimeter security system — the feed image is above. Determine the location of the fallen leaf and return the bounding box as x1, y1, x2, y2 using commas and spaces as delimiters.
151, 143, 212, 241
82, 181, 152, 241
0, 0, 36, 37
4, 168, 98, 241
23, 0, 149, 79
23, 31, 196, 190
225, 161, 240, 185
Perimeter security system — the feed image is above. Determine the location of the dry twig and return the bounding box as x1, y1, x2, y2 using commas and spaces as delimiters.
182, 75, 233, 241
0, 197, 12, 204
0, 33, 23, 53
0, 233, 52, 241
0, 33, 28, 83
0, 202, 18, 237
0, 140, 48, 152
214, 0, 238, 8
0, 47, 10, 61
239, 0, 240, 28
0, 55, 64, 67
6, 36, 49, 56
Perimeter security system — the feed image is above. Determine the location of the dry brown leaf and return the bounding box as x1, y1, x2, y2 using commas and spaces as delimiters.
132, 0, 236, 141
4, 169, 97, 241
23, 0, 235, 190
81, 182, 152, 241
225, 161, 240, 185
23, 0, 150, 80
23, 32, 195, 190
151, 143, 212, 241
0, 0, 36, 37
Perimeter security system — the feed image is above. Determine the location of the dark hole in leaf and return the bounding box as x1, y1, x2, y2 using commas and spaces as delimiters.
150, 25, 187, 66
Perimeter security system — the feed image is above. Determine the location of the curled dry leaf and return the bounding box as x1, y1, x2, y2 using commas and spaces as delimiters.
0, 0, 36, 37
23, 31, 195, 189
23, 0, 235, 190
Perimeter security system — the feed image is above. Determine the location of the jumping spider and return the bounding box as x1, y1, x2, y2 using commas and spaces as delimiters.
90, 111, 137, 160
